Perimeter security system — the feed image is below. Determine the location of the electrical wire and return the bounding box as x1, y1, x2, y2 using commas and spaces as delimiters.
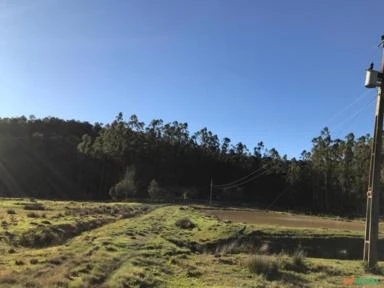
213, 167, 272, 190
332, 96, 376, 138
212, 94, 374, 190
323, 90, 371, 128
213, 164, 268, 188
266, 189, 288, 210
211, 66, 378, 195
262, 92, 377, 210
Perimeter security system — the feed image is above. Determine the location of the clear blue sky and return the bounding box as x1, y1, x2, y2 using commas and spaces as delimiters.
1, 0, 383, 158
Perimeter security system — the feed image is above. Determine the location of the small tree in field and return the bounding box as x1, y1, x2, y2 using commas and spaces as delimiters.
147, 179, 162, 199
109, 166, 137, 201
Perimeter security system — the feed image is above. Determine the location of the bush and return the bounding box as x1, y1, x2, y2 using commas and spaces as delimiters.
247, 255, 280, 280
15, 260, 25, 265
109, 179, 136, 201
175, 218, 196, 229
292, 248, 306, 268
180, 187, 199, 203
23, 203, 45, 211
363, 262, 384, 274
27, 212, 40, 218
30, 259, 38, 265
19, 228, 58, 248
147, 179, 162, 199
109, 166, 137, 201
7, 209, 16, 215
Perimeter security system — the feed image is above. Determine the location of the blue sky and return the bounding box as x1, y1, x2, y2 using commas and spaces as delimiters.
0, 0, 383, 158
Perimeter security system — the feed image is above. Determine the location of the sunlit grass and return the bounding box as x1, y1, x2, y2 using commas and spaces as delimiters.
0, 198, 382, 287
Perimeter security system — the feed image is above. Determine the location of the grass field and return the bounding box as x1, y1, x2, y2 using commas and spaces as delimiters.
0, 198, 382, 287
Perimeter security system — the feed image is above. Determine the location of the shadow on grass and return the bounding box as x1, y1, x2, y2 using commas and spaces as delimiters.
280, 271, 309, 286
203, 231, 384, 260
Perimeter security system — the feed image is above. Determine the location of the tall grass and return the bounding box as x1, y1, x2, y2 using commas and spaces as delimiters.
246, 255, 280, 280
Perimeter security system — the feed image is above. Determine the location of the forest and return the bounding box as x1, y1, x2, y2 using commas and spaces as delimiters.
0, 113, 375, 215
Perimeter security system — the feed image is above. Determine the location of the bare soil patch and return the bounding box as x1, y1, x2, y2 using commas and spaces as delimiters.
204, 209, 365, 232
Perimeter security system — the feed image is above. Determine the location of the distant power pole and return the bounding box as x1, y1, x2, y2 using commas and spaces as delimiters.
363, 35, 384, 268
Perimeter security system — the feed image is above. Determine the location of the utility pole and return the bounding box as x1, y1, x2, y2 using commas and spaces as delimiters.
363, 35, 384, 268
209, 177, 213, 206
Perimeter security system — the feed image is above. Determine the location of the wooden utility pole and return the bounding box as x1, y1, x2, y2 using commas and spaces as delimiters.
363, 35, 384, 268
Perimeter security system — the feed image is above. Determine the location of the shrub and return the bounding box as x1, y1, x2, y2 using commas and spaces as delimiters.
109, 179, 136, 200
292, 248, 306, 267
15, 260, 24, 265
23, 203, 45, 211
48, 258, 62, 265
109, 166, 137, 201
363, 262, 384, 274
1, 220, 8, 229
179, 187, 199, 200
19, 228, 58, 248
175, 218, 196, 229
117, 273, 161, 288
187, 269, 202, 277
27, 212, 40, 218
147, 179, 162, 199
30, 259, 38, 265
7, 209, 16, 215
247, 255, 280, 280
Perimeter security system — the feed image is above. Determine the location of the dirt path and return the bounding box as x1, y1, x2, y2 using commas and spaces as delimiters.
204, 209, 367, 232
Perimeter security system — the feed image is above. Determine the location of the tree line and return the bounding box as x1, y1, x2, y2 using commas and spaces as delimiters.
0, 114, 378, 215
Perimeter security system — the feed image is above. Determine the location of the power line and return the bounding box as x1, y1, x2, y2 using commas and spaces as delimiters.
213, 167, 272, 190
323, 90, 371, 128
259, 96, 373, 210
211, 94, 373, 190
333, 96, 375, 135
213, 164, 268, 188
212, 91, 374, 189
333, 96, 375, 139
266, 189, 288, 210
210, 59, 378, 204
